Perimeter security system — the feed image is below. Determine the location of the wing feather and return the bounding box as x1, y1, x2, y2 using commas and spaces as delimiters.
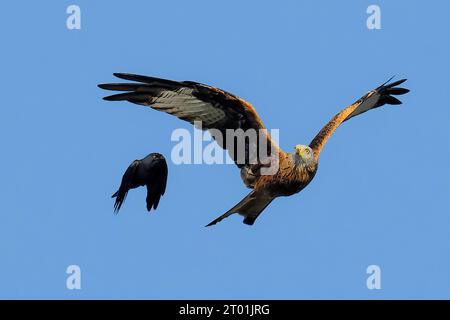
112, 160, 140, 213
99, 74, 282, 175
309, 78, 409, 160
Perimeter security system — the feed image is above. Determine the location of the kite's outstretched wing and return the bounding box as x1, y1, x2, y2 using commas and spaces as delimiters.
112, 153, 168, 213
98, 74, 282, 175
309, 78, 410, 160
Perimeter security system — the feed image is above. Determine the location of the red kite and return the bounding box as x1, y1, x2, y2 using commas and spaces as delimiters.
99, 74, 409, 226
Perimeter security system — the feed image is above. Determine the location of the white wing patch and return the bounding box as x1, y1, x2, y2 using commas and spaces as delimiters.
347, 91, 381, 120
150, 88, 226, 127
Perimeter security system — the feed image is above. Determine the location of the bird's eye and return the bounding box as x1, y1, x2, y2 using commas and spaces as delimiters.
305, 149, 310, 154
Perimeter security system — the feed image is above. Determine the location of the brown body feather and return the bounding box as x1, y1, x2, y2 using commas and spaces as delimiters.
254, 152, 316, 197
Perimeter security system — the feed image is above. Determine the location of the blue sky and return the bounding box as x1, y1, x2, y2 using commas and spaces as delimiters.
1, 1, 449, 299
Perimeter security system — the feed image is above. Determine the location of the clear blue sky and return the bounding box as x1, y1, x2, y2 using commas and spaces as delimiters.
1, 1, 449, 299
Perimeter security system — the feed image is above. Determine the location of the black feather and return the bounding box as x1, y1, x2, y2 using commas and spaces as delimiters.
386, 87, 410, 95
102, 92, 151, 102
383, 95, 403, 105
113, 73, 182, 88
98, 83, 144, 91
377, 75, 396, 88
385, 78, 407, 88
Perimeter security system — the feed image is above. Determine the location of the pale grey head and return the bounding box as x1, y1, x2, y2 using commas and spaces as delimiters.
293, 144, 315, 169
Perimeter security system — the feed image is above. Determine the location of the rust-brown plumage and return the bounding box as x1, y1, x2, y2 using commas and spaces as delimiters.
99, 74, 409, 226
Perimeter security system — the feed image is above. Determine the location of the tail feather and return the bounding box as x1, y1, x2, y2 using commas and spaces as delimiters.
206, 191, 273, 227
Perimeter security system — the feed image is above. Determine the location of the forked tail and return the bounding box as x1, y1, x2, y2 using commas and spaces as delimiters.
206, 191, 274, 227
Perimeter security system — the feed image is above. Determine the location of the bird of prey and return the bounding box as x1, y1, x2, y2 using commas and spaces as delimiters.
112, 153, 168, 213
99, 74, 409, 226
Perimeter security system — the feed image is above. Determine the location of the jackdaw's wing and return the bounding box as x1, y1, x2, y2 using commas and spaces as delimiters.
112, 160, 141, 213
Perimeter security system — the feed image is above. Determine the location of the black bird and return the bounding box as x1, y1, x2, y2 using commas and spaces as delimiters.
112, 153, 168, 213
